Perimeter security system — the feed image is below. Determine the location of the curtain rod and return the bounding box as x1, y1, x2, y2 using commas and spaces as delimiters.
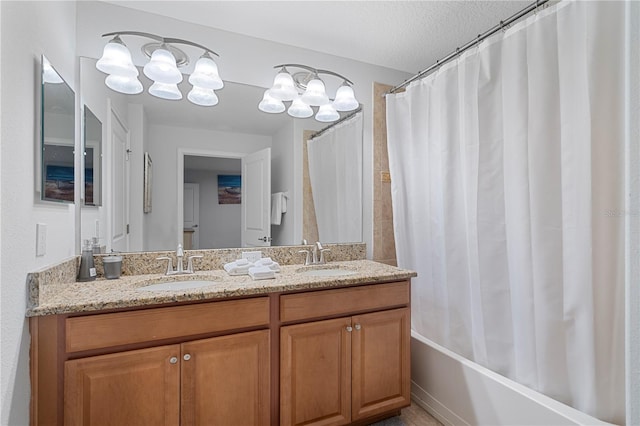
386, 0, 550, 95
309, 107, 362, 140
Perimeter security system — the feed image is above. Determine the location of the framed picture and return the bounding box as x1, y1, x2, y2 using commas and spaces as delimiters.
218, 174, 241, 204
143, 152, 152, 213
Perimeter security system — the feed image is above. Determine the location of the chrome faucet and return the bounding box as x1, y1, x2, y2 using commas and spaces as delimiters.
299, 242, 330, 266
156, 244, 203, 275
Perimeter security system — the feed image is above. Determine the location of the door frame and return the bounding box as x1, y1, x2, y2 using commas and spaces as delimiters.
176, 148, 244, 248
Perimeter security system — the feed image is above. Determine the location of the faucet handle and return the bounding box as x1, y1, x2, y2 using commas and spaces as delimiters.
156, 257, 173, 275
187, 255, 203, 273
319, 248, 331, 265
298, 249, 312, 266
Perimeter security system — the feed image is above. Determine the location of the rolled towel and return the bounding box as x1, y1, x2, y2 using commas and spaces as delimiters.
223, 259, 254, 275
248, 266, 276, 280
255, 257, 281, 272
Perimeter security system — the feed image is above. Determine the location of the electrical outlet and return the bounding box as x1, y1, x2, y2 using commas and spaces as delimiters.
36, 223, 46, 256
95, 219, 100, 238
242, 251, 262, 263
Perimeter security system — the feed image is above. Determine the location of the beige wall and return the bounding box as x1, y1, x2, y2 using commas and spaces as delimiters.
372, 83, 397, 266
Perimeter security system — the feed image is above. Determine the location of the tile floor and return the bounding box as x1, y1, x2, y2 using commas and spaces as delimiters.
398, 401, 443, 426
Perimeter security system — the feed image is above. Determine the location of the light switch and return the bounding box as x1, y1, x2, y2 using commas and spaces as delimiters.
242, 251, 262, 263
36, 223, 46, 256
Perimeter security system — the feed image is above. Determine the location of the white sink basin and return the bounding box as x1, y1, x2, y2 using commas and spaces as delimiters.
137, 280, 219, 292
297, 268, 358, 277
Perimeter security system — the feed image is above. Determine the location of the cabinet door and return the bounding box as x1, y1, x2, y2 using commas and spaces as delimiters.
181, 330, 270, 426
64, 345, 180, 426
281, 317, 352, 426
351, 308, 411, 420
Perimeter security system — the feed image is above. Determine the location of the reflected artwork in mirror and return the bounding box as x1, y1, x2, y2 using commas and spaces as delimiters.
41, 55, 75, 203
83, 106, 102, 206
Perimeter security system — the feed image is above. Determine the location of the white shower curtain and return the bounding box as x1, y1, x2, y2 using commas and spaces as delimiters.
386, 1, 625, 423
307, 112, 363, 243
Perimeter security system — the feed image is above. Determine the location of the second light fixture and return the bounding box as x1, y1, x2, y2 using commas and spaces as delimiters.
259, 64, 359, 122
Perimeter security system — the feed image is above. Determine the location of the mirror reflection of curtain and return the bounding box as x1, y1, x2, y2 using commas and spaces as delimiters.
307, 112, 363, 243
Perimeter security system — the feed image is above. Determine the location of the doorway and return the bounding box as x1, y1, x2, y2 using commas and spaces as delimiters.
183, 154, 241, 249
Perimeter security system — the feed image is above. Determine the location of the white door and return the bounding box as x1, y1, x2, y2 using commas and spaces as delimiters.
241, 148, 271, 247
110, 109, 130, 252
183, 183, 200, 249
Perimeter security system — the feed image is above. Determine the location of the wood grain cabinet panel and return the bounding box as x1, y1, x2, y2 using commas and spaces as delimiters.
280, 281, 409, 323
64, 345, 181, 426
351, 308, 411, 421
280, 308, 410, 426
181, 330, 270, 426
66, 297, 270, 353
280, 317, 353, 426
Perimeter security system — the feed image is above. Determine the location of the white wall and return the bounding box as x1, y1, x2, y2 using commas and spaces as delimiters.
145, 124, 271, 250
184, 168, 241, 249
0, 2, 77, 425
271, 120, 295, 245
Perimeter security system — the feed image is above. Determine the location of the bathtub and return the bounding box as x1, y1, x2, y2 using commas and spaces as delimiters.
410, 331, 615, 426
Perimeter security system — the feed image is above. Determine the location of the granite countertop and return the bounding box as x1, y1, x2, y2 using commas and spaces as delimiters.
27, 260, 416, 317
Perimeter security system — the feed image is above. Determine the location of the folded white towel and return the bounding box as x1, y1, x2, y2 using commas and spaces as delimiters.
255, 257, 281, 272
223, 259, 254, 275
271, 192, 287, 225
248, 266, 276, 280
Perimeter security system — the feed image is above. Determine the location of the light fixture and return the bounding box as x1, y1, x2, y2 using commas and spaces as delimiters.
96, 31, 223, 106
259, 64, 359, 123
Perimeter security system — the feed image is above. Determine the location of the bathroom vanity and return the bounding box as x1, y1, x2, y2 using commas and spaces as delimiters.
28, 252, 415, 426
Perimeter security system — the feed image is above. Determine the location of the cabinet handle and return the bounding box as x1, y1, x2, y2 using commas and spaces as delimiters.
355, 324, 361, 330
183, 354, 192, 361
169, 356, 178, 364
346, 326, 353, 332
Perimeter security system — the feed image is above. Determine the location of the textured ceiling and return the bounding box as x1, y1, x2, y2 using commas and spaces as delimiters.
105, 1, 530, 74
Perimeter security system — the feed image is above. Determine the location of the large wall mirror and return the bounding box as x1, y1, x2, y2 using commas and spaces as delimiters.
41, 55, 75, 203
77, 6, 364, 253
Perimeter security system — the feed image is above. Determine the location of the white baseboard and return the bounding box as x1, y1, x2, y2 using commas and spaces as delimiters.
411, 381, 469, 426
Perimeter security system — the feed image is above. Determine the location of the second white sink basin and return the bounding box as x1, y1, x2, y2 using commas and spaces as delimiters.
137, 280, 219, 292
297, 268, 358, 277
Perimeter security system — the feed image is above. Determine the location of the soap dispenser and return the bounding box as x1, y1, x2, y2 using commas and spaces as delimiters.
77, 239, 97, 282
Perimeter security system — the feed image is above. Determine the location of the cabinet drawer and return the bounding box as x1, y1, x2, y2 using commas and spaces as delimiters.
280, 281, 409, 323
66, 297, 270, 353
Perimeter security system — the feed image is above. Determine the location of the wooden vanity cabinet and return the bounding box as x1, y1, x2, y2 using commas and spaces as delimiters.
31, 297, 271, 426
64, 330, 270, 426
279, 282, 411, 426
31, 279, 410, 426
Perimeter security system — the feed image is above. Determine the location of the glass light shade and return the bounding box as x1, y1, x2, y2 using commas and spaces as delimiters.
315, 103, 340, 122
148, 81, 182, 100
269, 70, 297, 101
96, 38, 138, 77
105, 74, 143, 95
43, 60, 63, 84
287, 97, 313, 118
143, 47, 183, 84
301, 78, 329, 106
187, 86, 219, 106
258, 90, 285, 113
188, 55, 224, 90
333, 84, 359, 111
